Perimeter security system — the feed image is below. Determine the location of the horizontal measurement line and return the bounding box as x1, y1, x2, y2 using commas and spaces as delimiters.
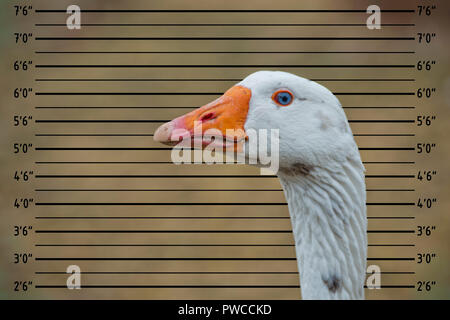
36, 134, 154, 137
353, 134, 415, 136
34, 175, 274, 178
34, 189, 283, 192
367, 216, 415, 219
336, 93, 414, 96
33, 216, 414, 220
33, 106, 416, 109
35, 216, 289, 219
35, 51, 416, 54
34, 203, 289, 206
369, 244, 415, 247
367, 258, 415, 261
34, 174, 414, 179
35, 64, 415, 68
367, 230, 415, 233
34, 119, 415, 123
35, 119, 169, 122
35, 257, 297, 261
35, 230, 291, 233
34, 92, 415, 96
35, 106, 196, 109
363, 161, 415, 164
348, 120, 414, 123
34, 229, 414, 233
34, 285, 415, 289
34, 257, 412, 261
35, 37, 416, 41
34, 244, 414, 247
34, 284, 415, 289
35, 271, 301, 275
366, 203, 415, 206
35, 79, 249, 82
34, 189, 413, 192
35, 244, 296, 247
36, 23, 415, 27
34, 147, 415, 151
344, 107, 415, 109
366, 189, 415, 192
35, 92, 415, 95
35, 9, 415, 13
34, 285, 301, 289
35, 147, 173, 150
34, 202, 415, 207
36, 92, 221, 96
33, 161, 415, 164
359, 148, 414, 150
34, 161, 225, 164
365, 175, 415, 178
34, 78, 415, 82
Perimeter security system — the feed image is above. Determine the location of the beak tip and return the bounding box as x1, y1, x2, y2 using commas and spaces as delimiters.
153, 122, 173, 143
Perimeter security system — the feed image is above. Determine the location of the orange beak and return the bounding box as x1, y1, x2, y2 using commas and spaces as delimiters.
154, 85, 251, 150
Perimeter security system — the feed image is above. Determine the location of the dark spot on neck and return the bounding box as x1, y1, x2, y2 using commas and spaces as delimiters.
322, 275, 342, 293
279, 163, 313, 176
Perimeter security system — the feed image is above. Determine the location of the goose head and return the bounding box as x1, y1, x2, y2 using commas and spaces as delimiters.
154, 71, 358, 172
154, 71, 367, 300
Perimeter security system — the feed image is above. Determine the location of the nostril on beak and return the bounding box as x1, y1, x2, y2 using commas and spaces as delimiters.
200, 112, 215, 122
153, 122, 173, 143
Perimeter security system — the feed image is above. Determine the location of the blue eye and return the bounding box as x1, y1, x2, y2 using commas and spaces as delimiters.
272, 90, 293, 106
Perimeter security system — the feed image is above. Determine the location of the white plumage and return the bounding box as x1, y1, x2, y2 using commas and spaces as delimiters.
155, 71, 367, 300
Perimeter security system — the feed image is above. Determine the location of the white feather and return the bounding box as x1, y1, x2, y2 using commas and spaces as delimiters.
239, 71, 367, 300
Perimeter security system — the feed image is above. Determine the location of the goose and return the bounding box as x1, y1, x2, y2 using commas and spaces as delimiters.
154, 71, 367, 300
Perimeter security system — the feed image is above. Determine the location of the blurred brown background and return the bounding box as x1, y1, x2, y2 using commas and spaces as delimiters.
0, 0, 449, 299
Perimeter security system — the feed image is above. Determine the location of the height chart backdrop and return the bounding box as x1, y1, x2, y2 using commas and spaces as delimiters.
0, 0, 449, 299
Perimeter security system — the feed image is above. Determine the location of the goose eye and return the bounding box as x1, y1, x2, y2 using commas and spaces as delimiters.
272, 90, 293, 106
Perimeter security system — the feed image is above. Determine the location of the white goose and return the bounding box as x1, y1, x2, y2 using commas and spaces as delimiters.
154, 71, 367, 300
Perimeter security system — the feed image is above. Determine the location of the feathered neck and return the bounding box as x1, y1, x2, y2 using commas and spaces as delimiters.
278, 158, 367, 299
